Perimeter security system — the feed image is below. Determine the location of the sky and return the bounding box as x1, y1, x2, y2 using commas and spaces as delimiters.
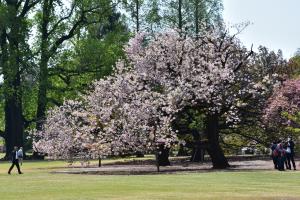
223, 0, 300, 59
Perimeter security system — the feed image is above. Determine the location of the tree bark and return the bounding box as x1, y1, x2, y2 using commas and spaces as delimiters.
4, 98, 24, 158
36, 0, 51, 130
178, 0, 183, 31
155, 152, 160, 172
190, 145, 204, 162
195, 0, 199, 35
135, 0, 140, 32
2, 3, 24, 158
98, 156, 101, 167
157, 144, 170, 166
36, 56, 49, 130
205, 114, 230, 169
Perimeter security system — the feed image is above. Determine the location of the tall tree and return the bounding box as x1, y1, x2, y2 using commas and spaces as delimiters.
35, 0, 117, 130
144, 0, 162, 32
288, 53, 300, 76
163, 0, 223, 34
46, 5, 129, 105
122, 0, 144, 32
0, 0, 40, 158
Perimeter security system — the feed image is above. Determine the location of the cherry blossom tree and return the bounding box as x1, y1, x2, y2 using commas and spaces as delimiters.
85, 68, 177, 161
122, 30, 256, 168
32, 100, 108, 161
263, 78, 300, 139
32, 64, 178, 166
218, 46, 287, 153
33, 28, 285, 169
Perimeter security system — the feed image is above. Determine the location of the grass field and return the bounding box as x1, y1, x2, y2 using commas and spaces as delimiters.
0, 159, 300, 200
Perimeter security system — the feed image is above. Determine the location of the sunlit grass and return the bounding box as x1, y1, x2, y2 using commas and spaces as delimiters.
0, 158, 300, 200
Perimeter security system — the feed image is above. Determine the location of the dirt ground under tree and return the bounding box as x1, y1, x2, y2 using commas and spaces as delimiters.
52, 156, 299, 175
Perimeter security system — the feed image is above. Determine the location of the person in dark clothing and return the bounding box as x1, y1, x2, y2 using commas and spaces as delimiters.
271, 141, 278, 169
286, 137, 296, 170
8, 146, 23, 174
276, 142, 286, 171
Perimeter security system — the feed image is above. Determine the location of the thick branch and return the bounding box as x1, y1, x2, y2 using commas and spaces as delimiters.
19, 0, 41, 18
234, 44, 253, 72
49, 2, 118, 56
47, 3, 76, 37
233, 131, 269, 147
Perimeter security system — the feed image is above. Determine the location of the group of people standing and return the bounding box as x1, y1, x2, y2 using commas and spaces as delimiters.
8, 146, 23, 174
271, 137, 296, 171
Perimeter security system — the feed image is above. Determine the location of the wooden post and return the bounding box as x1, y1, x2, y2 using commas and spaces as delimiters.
155, 151, 160, 172
98, 156, 101, 167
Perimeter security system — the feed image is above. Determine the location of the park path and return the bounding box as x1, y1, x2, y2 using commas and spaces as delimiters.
52, 159, 294, 175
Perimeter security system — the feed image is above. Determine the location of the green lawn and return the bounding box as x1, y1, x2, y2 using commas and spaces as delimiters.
0, 159, 300, 200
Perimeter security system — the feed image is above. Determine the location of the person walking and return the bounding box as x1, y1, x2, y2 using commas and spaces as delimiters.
8, 146, 23, 174
287, 137, 296, 170
17, 147, 24, 166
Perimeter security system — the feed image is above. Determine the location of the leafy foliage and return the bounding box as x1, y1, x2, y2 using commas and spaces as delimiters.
263, 79, 300, 140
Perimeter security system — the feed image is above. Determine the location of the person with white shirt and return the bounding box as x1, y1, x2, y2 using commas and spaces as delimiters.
17, 147, 24, 166
286, 137, 296, 170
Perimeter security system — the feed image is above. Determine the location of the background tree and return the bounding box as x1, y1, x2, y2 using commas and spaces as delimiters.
263, 78, 300, 140
34, 0, 118, 130
44, 3, 129, 109
287, 50, 300, 77
218, 46, 288, 153
122, 0, 145, 32
144, 0, 162, 33
0, 0, 129, 158
162, 0, 223, 34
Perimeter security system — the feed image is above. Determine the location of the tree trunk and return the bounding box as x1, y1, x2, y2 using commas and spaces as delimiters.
98, 156, 101, 167
195, 0, 199, 35
135, 0, 140, 32
178, 0, 183, 31
157, 144, 171, 166
155, 152, 160, 172
190, 145, 204, 162
36, 57, 49, 130
36, 0, 51, 130
205, 114, 230, 169
4, 95, 24, 159
2, 3, 24, 158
